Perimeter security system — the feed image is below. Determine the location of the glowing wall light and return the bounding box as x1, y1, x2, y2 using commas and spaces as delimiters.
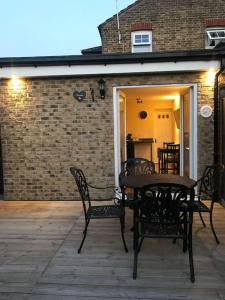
205, 69, 217, 84
9, 75, 24, 91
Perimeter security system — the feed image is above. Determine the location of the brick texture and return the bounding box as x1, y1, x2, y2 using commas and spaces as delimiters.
0, 0, 222, 200
205, 19, 225, 27
131, 22, 153, 31
99, 0, 225, 54
0, 72, 215, 200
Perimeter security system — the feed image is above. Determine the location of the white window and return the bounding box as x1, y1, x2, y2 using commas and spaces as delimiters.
131, 31, 152, 53
205, 28, 225, 48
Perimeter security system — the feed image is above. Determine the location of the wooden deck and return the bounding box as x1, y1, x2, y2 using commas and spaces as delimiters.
0, 200, 224, 300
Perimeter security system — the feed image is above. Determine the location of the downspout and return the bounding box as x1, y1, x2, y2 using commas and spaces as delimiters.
214, 57, 225, 203
214, 57, 225, 166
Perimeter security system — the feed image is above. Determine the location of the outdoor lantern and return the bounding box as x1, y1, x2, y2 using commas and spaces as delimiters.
98, 79, 106, 99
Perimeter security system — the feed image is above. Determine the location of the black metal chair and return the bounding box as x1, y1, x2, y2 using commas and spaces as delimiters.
70, 167, 128, 253
120, 158, 156, 178
133, 183, 195, 282
194, 165, 221, 244
119, 158, 156, 205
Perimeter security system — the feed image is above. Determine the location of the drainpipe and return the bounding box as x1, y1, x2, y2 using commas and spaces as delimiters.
214, 58, 225, 166
214, 58, 225, 202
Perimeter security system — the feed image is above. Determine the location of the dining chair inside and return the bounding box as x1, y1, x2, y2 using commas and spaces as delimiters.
158, 144, 180, 175
133, 183, 195, 282
70, 167, 128, 253
163, 142, 175, 148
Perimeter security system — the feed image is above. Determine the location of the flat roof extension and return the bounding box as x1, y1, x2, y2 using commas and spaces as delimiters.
0, 48, 225, 68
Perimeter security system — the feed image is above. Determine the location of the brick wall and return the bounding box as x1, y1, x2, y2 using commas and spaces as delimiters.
220, 74, 225, 85
99, 0, 225, 54
0, 71, 214, 200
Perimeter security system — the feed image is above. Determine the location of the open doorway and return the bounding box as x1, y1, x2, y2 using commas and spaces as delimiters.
114, 84, 197, 185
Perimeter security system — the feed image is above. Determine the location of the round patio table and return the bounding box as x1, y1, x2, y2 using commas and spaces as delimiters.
120, 174, 196, 189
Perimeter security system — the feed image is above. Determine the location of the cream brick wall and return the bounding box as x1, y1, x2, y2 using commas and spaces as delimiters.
0, 72, 215, 200
99, 0, 225, 54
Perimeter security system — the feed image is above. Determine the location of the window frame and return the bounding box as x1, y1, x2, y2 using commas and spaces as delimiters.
205, 27, 225, 49
207, 29, 225, 40
131, 30, 152, 53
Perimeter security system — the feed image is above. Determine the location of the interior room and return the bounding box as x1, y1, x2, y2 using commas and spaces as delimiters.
119, 85, 190, 175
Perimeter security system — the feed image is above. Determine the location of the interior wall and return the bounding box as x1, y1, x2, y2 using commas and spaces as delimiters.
126, 99, 175, 139
173, 96, 181, 144
126, 99, 176, 161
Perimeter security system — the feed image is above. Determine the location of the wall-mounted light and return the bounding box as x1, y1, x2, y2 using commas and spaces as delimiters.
9, 75, 24, 91
98, 79, 106, 99
205, 68, 217, 84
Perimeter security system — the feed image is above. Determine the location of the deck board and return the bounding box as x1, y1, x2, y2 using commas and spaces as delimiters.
0, 200, 224, 299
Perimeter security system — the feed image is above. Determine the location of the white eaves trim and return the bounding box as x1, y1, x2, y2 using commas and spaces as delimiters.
0, 60, 220, 78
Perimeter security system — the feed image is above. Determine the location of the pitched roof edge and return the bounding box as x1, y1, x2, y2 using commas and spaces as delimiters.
98, 0, 140, 32
81, 46, 102, 55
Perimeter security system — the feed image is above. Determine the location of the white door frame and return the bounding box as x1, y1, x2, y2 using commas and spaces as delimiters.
113, 84, 198, 187
119, 92, 127, 162
180, 95, 184, 176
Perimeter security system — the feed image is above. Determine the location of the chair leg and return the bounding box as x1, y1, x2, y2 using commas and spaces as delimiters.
133, 206, 139, 279
138, 237, 144, 252
198, 211, 206, 227
120, 215, 128, 252
133, 249, 138, 279
209, 203, 220, 244
183, 237, 188, 253
78, 219, 90, 254
183, 223, 188, 253
188, 223, 195, 283
133, 222, 139, 279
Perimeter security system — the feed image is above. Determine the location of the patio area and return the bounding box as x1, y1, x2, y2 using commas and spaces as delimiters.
0, 200, 224, 300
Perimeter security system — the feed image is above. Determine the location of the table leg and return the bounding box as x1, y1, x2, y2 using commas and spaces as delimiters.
133, 189, 139, 251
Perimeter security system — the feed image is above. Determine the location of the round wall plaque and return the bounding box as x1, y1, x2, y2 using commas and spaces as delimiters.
200, 105, 212, 118
139, 110, 148, 119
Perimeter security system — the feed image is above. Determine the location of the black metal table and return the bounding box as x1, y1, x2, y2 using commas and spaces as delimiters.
120, 174, 196, 190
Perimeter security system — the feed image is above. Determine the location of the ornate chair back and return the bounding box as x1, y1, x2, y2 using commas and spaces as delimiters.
138, 183, 194, 229
70, 167, 91, 217
199, 165, 216, 200
120, 158, 155, 178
